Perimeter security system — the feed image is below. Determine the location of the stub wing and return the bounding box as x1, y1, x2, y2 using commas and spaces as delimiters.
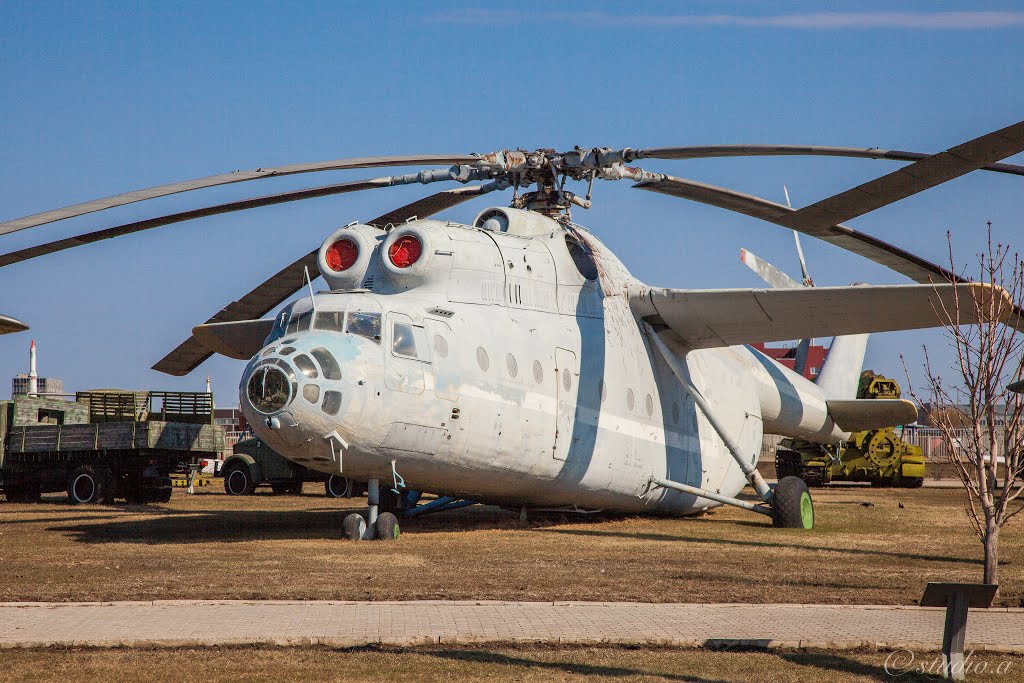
191, 319, 275, 360
631, 282, 1011, 349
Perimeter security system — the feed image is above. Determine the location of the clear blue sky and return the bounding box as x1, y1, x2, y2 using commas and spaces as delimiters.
1, 2, 1022, 402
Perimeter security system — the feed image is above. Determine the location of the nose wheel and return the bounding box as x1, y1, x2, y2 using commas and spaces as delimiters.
343, 477, 401, 541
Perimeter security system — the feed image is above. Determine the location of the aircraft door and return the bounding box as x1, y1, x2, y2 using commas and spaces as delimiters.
553, 347, 578, 461
424, 319, 459, 401
385, 313, 426, 395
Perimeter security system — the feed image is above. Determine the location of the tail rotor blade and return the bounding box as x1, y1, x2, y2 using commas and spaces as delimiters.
739, 248, 802, 289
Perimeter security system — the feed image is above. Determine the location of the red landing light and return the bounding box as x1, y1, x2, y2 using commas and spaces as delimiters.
388, 235, 422, 268
325, 238, 359, 271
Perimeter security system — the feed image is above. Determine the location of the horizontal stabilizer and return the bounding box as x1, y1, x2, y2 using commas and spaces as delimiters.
632, 282, 1009, 350
191, 319, 275, 360
826, 399, 918, 432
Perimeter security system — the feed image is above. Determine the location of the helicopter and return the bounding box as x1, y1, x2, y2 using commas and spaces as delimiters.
1, 121, 1022, 540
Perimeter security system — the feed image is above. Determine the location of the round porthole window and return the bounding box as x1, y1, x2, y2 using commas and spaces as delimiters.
434, 335, 449, 359
562, 368, 572, 391
533, 360, 544, 384
476, 347, 489, 371
506, 353, 518, 378
626, 388, 635, 412
672, 401, 680, 424
645, 393, 654, 417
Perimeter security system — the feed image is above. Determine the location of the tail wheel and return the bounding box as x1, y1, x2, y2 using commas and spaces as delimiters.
325, 475, 352, 498
772, 476, 814, 529
67, 465, 110, 505
223, 464, 256, 496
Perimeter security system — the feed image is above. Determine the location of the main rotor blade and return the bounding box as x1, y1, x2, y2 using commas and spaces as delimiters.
0, 314, 29, 335
636, 144, 1024, 178
0, 154, 477, 238
0, 176, 409, 269
635, 174, 962, 283
151, 185, 494, 376
779, 120, 1024, 231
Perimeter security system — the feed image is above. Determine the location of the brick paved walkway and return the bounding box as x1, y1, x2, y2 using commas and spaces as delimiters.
2, 601, 1023, 652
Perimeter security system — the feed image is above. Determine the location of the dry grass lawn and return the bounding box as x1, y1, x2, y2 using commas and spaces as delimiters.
1, 645, 1023, 683
0, 485, 1021, 605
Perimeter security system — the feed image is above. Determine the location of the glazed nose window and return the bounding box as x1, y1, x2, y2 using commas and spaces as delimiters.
247, 366, 291, 413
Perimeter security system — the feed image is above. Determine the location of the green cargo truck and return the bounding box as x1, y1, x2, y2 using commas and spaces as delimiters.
1, 391, 225, 504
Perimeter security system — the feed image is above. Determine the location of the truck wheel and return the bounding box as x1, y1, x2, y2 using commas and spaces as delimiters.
153, 477, 173, 503
772, 476, 814, 529
67, 465, 108, 505
325, 475, 351, 498
223, 463, 256, 496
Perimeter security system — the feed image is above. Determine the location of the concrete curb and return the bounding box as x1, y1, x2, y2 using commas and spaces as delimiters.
3, 601, 1023, 653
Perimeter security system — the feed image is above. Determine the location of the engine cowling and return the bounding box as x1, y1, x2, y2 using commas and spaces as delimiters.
317, 223, 383, 291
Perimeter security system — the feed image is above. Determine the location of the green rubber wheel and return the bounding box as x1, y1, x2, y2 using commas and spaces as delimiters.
772, 476, 814, 529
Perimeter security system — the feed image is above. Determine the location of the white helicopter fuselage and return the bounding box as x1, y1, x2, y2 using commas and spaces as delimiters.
240, 208, 830, 514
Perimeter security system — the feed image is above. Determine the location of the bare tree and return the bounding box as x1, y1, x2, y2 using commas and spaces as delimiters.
904, 222, 1024, 587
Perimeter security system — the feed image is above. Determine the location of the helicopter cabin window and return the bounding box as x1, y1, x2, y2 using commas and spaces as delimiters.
346, 311, 381, 343
293, 354, 318, 379
310, 348, 342, 380
286, 309, 312, 335
565, 235, 599, 281
303, 384, 320, 404
279, 347, 295, 356
314, 311, 345, 333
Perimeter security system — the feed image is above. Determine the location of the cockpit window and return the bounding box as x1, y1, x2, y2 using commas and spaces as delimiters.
346, 311, 381, 343
293, 354, 318, 379
247, 365, 291, 414
314, 311, 344, 333
310, 348, 342, 380
322, 390, 342, 416
392, 322, 418, 359
286, 309, 312, 335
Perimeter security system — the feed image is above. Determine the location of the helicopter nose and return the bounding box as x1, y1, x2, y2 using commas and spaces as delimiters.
242, 334, 376, 457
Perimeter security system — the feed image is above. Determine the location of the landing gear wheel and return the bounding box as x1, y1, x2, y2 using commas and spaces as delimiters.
343, 513, 367, 541
67, 465, 108, 505
325, 475, 351, 498
223, 464, 256, 496
772, 476, 814, 529
374, 512, 401, 541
